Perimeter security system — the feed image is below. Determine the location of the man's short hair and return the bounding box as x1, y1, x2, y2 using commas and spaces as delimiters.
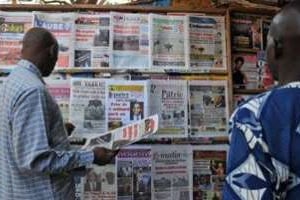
234, 57, 245, 65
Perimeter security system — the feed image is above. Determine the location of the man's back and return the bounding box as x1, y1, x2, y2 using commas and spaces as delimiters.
0, 60, 74, 200
224, 82, 300, 199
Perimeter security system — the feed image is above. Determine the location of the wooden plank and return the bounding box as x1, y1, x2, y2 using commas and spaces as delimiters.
225, 9, 234, 114
0, 4, 226, 14
229, 5, 279, 15
234, 88, 267, 94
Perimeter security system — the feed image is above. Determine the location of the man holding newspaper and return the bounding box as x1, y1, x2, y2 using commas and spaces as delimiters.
0, 27, 118, 200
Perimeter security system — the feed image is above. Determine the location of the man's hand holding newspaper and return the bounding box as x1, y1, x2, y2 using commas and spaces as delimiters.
68, 114, 159, 165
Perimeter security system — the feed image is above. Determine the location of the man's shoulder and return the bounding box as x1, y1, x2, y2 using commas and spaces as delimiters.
232, 91, 271, 121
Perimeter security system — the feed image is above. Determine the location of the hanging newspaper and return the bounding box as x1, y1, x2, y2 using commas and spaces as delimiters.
70, 114, 158, 150
152, 145, 192, 200
0, 0, 11, 3
192, 145, 228, 200
189, 80, 229, 137
111, 12, 150, 69
232, 53, 259, 89
106, 80, 149, 130
257, 50, 275, 89
83, 164, 116, 200
0, 11, 32, 68
45, 78, 70, 122
149, 79, 188, 137
33, 12, 76, 68
188, 15, 227, 70
150, 14, 188, 69
116, 146, 151, 200
69, 78, 106, 135
75, 13, 111, 68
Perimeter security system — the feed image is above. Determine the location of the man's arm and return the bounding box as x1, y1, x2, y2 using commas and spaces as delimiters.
11, 87, 113, 175
223, 107, 275, 200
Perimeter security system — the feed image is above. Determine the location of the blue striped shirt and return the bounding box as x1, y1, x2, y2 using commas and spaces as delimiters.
223, 82, 300, 199
0, 60, 94, 200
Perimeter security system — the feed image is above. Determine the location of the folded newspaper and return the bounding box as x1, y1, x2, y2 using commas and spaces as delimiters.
69, 114, 158, 150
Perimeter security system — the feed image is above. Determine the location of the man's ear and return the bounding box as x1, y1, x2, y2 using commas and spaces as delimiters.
274, 39, 283, 59
49, 43, 58, 58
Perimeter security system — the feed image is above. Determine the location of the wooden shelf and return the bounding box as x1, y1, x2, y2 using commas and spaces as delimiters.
0, 4, 227, 14
229, 4, 279, 15
1, 66, 228, 75
232, 48, 260, 54
54, 68, 229, 75
234, 88, 267, 94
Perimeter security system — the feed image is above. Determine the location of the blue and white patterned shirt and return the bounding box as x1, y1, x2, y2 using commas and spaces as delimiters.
0, 60, 94, 200
223, 82, 300, 200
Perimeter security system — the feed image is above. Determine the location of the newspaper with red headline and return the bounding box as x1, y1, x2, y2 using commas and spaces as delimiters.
69, 114, 158, 150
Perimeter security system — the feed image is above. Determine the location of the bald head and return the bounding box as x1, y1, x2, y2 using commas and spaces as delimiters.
266, 2, 300, 84
21, 27, 58, 76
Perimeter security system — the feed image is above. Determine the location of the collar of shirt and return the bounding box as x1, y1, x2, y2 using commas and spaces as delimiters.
282, 81, 300, 89
18, 59, 45, 85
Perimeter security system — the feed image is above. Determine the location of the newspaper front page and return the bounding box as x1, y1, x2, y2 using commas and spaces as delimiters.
83, 164, 116, 200
192, 145, 228, 200
111, 12, 150, 69
188, 15, 226, 70
75, 13, 111, 68
116, 146, 152, 200
152, 145, 192, 200
149, 79, 188, 137
189, 80, 229, 137
0, 11, 32, 68
69, 78, 106, 134
33, 12, 76, 68
106, 80, 149, 130
150, 14, 188, 69
45, 78, 70, 122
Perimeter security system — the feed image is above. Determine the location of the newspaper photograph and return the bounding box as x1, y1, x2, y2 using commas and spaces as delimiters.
75, 13, 111, 68
149, 79, 188, 137
111, 12, 150, 69
45, 78, 70, 122
151, 145, 192, 200
69, 78, 106, 135
0, 11, 32, 68
81, 114, 158, 151
192, 145, 228, 200
232, 53, 260, 89
33, 12, 76, 68
83, 164, 116, 200
106, 80, 149, 130
188, 15, 227, 70
150, 14, 187, 69
189, 80, 229, 137
116, 146, 151, 200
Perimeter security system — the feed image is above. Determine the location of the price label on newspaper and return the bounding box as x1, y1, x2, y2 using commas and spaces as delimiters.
69, 114, 158, 150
